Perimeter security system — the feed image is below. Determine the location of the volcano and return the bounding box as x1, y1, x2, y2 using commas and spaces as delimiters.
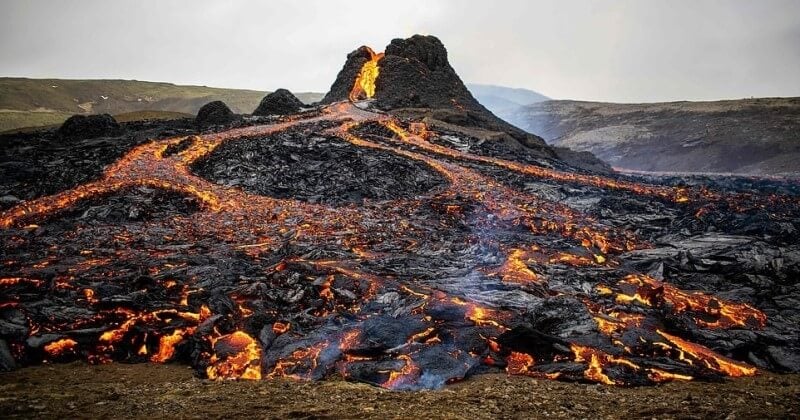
1, 35, 799, 390
320, 35, 595, 169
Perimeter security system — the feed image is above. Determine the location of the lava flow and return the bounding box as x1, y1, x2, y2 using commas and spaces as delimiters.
349, 47, 384, 101
0, 95, 797, 390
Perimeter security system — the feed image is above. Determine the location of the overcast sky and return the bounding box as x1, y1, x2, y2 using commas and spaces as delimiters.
1, 0, 798, 102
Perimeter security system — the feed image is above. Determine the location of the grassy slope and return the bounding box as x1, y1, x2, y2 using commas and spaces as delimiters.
113, 110, 194, 122
0, 110, 75, 133
0, 78, 324, 132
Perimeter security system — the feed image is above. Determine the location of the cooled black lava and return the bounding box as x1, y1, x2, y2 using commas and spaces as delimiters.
192, 128, 447, 205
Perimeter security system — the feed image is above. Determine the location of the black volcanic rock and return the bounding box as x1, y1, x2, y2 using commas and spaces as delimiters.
0, 118, 193, 206
553, 147, 613, 173
375, 35, 480, 112
193, 126, 447, 205
57, 114, 122, 139
195, 101, 236, 126
253, 89, 304, 116
2, 79, 800, 388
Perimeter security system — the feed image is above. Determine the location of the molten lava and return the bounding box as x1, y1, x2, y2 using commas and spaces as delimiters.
150, 328, 192, 363
506, 351, 535, 375
657, 330, 757, 377
493, 248, 540, 284
616, 274, 767, 329
206, 331, 262, 380
349, 47, 384, 101
43, 338, 78, 358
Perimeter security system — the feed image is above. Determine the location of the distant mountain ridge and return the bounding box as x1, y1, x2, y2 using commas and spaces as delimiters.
0, 78, 324, 132
506, 98, 800, 176
466, 83, 549, 116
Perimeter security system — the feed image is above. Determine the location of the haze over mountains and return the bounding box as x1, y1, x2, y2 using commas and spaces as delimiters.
465, 84, 549, 113
0, 78, 545, 133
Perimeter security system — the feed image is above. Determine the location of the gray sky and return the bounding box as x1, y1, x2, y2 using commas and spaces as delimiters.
1, 0, 798, 102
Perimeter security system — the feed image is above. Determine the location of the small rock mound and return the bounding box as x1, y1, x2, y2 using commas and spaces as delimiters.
553, 147, 613, 174
253, 89, 304, 116
41, 187, 201, 229
192, 128, 447, 205
195, 101, 236, 126
57, 114, 123, 139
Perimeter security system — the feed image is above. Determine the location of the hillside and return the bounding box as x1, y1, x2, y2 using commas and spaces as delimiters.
466, 83, 548, 118
506, 97, 800, 176
0, 78, 324, 132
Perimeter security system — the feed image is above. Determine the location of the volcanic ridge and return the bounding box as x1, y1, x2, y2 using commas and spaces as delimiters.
1, 35, 799, 390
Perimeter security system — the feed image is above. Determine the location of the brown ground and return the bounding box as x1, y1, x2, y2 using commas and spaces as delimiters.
1, 364, 798, 419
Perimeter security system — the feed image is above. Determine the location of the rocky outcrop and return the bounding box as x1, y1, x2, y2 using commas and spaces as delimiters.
194, 101, 236, 126
57, 114, 122, 139
253, 89, 305, 116
374, 35, 482, 112
553, 147, 613, 174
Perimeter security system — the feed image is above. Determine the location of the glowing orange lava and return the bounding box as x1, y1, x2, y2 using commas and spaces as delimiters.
506, 351, 535, 375
151, 328, 193, 363
349, 47, 384, 101
206, 331, 262, 380
657, 330, 757, 377
616, 275, 767, 329
43, 338, 78, 357
494, 248, 540, 284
